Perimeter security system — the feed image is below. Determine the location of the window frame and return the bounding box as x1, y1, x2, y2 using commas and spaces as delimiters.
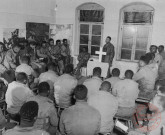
75, 3, 105, 56
117, 2, 154, 62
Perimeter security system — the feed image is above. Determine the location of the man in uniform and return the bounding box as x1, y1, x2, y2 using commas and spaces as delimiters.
102, 36, 115, 78
3, 44, 21, 70
61, 39, 71, 67
60, 85, 101, 135
27, 82, 58, 135
75, 47, 90, 77
50, 40, 64, 74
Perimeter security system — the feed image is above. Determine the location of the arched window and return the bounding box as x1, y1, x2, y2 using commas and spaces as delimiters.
117, 2, 154, 61
75, 3, 105, 56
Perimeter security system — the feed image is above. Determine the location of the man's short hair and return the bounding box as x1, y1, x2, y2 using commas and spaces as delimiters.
16, 72, 27, 82
21, 56, 30, 64
125, 70, 134, 79
56, 40, 61, 44
13, 44, 21, 48
47, 62, 57, 70
49, 38, 54, 42
101, 81, 111, 91
93, 67, 102, 76
150, 45, 158, 50
159, 45, 164, 50
20, 101, 38, 121
74, 85, 87, 100
112, 68, 120, 76
42, 41, 47, 44
65, 64, 73, 74
63, 39, 67, 42
107, 36, 111, 41
140, 55, 150, 64
38, 82, 50, 94
145, 53, 155, 60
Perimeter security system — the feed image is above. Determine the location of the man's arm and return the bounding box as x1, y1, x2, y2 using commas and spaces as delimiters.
36, 50, 47, 58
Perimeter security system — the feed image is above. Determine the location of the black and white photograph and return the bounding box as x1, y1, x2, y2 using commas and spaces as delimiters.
0, 0, 165, 135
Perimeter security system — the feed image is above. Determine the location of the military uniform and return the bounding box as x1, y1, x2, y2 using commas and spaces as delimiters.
102, 42, 115, 65
3, 49, 17, 70
0, 52, 7, 74
27, 95, 58, 133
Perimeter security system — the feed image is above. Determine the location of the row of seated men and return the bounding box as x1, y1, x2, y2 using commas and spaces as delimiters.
0, 53, 164, 135
0, 43, 164, 135
0, 38, 71, 77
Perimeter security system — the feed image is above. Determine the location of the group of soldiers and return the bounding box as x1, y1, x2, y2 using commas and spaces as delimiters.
0, 38, 71, 76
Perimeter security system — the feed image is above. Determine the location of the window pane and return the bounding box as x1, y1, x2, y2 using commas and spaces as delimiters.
135, 50, 146, 60
121, 49, 132, 60
80, 24, 89, 34
92, 25, 101, 35
91, 46, 99, 55
79, 45, 88, 53
123, 26, 135, 37
80, 10, 104, 22
124, 12, 152, 24
91, 36, 101, 46
137, 27, 149, 38
80, 35, 88, 44
136, 38, 148, 50
122, 38, 133, 49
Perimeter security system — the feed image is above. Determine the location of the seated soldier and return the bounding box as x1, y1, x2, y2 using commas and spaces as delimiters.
150, 45, 163, 67
36, 41, 50, 60
54, 64, 77, 108
60, 85, 101, 135
158, 45, 165, 81
27, 82, 58, 135
88, 81, 118, 134
133, 55, 157, 99
3, 101, 49, 135
113, 70, 139, 117
145, 53, 158, 79
3, 44, 21, 70
105, 68, 121, 89
39, 63, 58, 90
0, 42, 7, 75
61, 39, 71, 67
75, 47, 90, 76
83, 67, 102, 98
50, 40, 64, 75
5, 72, 33, 121
16, 56, 38, 79
39, 63, 59, 100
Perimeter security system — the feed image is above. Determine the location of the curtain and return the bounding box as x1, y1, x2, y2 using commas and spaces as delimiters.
124, 12, 152, 24
80, 10, 104, 22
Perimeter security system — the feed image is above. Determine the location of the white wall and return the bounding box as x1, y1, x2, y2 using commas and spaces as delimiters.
0, 0, 56, 41
56, 0, 165, 77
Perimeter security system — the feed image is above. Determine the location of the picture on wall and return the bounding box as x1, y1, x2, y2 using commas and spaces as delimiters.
26, 22, 49, 43
3, 28, 26, 49
50, 24, 73, 45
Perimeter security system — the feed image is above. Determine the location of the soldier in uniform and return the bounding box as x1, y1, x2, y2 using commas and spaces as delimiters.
27, 82, 58, 135
50, 40, 64, 75
3, 44, 21, 70
61, 39, 71, 67
102, 36, 115, 77
0, 42, 7, 74
75, 47, 90, 77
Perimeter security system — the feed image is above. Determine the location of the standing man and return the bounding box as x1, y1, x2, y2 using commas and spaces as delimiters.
102, 36, 115, 77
